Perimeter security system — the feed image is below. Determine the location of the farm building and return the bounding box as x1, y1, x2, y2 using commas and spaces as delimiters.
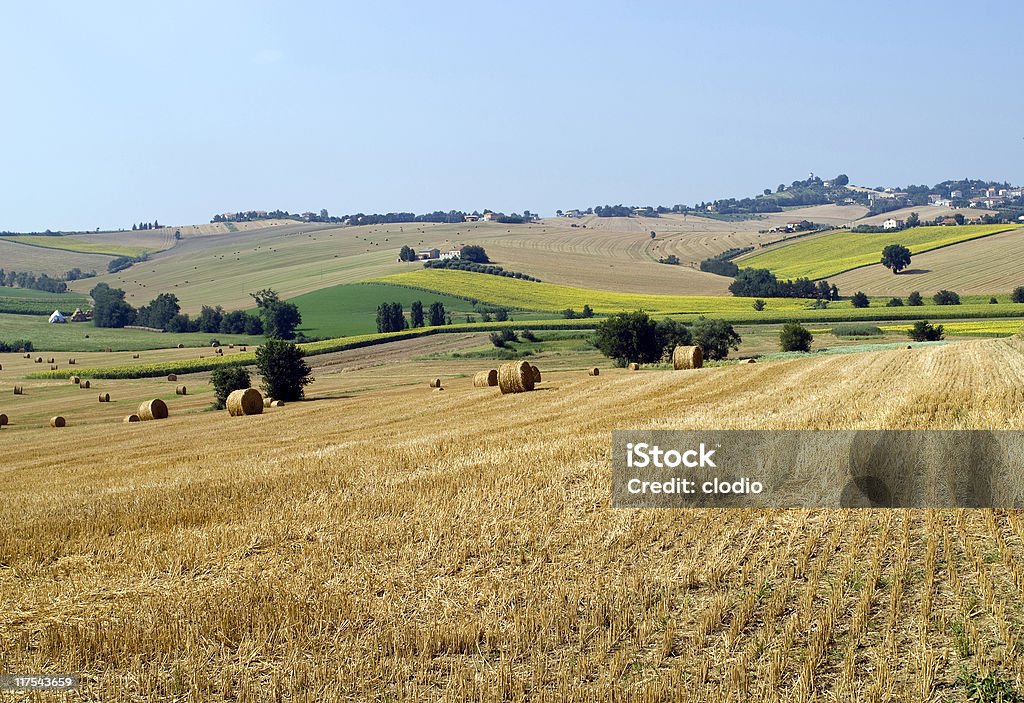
883, 218, 904, 230
416, 248, 441, 260
439, 247, 462, 260
482, 212, 498, 222
463, 215, 480, 222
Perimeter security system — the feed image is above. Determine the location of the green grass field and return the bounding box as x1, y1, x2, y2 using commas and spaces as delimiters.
738, 224, 1016, 279
375, 269, 813, 314
289, 283, 480, 338
2, 235, 154, 258
0, 313, 263, 352
0, 288, 88, 315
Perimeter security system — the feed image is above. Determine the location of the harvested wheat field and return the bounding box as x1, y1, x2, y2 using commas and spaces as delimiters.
3, 338, 1024, 700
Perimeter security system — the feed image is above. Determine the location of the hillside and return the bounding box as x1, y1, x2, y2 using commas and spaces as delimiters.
3, 337, 1024, 699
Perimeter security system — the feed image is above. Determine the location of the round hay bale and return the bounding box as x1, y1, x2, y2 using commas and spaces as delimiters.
428, 378, 442, 388
227, 388, 263, 416
13, 385, 23, 395
240, 346, 247, 352
50, 365, 58, 371
47, 358, 54, 364
24, 353, 31, 359
588, 367, 600, 376
263, 397, 274, 408
530, 365, 542, 383
270, 400, 285, 407
50, 416, 66, 428
70, 376, 81, 384
628, 363, 640, 371
497, 361, 535, 394
68, 359, 76, 365
123, 414, 141, 423
907, 345, 913, 350
34, 357, 42, 363
132, 354, 140, 359
229, 344, 234, 348
473, 369, 499, 387
138, 399, 169, 421
98, 393, 110, 402
177, 343, 185, 348
745, 358, 757, 364
211, 342, 220, 348
175, 385, 187, 395
672, 345, 704, 370
0, 413, 7, 426
80, 380, 91, 389
167, 374, 177, 382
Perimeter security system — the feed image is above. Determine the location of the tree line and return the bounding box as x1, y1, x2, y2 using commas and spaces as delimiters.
376, 301, 448, 333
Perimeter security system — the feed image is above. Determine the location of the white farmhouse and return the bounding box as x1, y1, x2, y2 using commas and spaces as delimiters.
883, 218, 904, 230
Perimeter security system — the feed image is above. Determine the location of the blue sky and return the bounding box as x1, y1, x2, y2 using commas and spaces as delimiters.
1, 1, 1022, 231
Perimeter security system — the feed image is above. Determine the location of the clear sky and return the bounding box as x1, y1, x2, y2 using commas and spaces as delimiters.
2, 1, 1022, 231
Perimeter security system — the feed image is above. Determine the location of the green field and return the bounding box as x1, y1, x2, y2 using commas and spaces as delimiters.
2, 235, 153, 258
0, 288, 88, 315
0, 313, 263, 352
738, 224, 1016, 279
375, 269, 813, 314
289, 283, 481, 337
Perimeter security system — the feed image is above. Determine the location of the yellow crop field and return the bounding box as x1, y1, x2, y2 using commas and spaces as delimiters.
376, 268, 810, 313
738, 224, 1017, 280
3, 337, 1024, 699
3, 234, 154, 258
880, 319, 1024, 337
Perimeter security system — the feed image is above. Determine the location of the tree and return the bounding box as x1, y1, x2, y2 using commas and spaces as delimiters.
881, 244, 912, 274
1012, 287, 1024, 303
428, 302, 446, 326
779, 322, 813, 352
886, 297, 904, 307
141, 293, 180, 329
376, 302, 406, 333
410, 300, 424, 327
656, 318, 693, 359
906, 212, 920, 228
256, 340, 313, 402
263, 301, 302, 339
460, 245, 489, 263
851, 291, 870, 308
399, 245, 417, 262
581, 304, 594, 318
250, 288, 280, 310
990, 297, 999, 304
752, 299, 766, 311
729, 268, 778, 298
196, 305, 224, 333
592, 311, 664, 365
494, 308, 509, 322
692, 317, 741, 361
210, 366, 251, 409
933, 290, 961, 305
908, 291, 924, 306
834, 174, 849, 186
90, 283, 136, 328
909, 320, 944, 342
954, 213, 966, 226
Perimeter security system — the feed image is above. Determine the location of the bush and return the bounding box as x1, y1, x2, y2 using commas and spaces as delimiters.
210, 366, 251, 409
909, 320, 944, 342
0, 339, 33, 353
753, 299, 766, 311
520, 329, 539, 342
851, 291, 870, 308
489, 329, 517, 347
933, 290, 961, 305
692, 317, 741, 361
1013, 287, 1024, 304
886, 297, 904, 307
256, 340, 313, 402
832, 324, 883, 337
990, 297, 999, 304
908, 291, 924, 306
779, 322, 813, 352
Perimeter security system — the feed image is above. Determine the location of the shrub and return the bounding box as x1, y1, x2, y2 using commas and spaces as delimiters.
886, 297, 904, 307
851, 291, 870, 308
909, 320, 944, 342
753, 299, 766, 311
210, 366, 251, 409
832, 324, 883, 337
779, 322, 813, 352
908, 291, 924, 306
1013, 287, 1024, 304
256, 340, 313, 402
489, 329, 517, 347
933, 290, 961, 305
520, 329, 539, 342
990, 297, 999, 304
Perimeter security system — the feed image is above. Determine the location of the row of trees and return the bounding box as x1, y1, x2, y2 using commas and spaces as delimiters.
376, 301, 448, 333
130, 221, 161, 230
729, 269, 838, 300
0, 269, 72, 293
592, 311, 741, 365
850, 290, 962, 308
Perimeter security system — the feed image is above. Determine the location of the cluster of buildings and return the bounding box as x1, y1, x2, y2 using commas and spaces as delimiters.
408, 246, 463, 261
463, 213, 499, 223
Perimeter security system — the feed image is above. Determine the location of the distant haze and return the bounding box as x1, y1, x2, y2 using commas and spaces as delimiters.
1, 0, 1022, 231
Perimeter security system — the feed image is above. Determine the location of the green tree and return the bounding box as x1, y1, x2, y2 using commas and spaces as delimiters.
428, 302, 446, 326
779, 322, 813, 352
881, 244, 912, 274
906, 212, 920, 228
581, 304, 594, 318
908, 291, 924, 306
376, 302, 406, 333
908, 320, 944, 342
460, 245, 489, 263
410, 300, 424, 327
262, 301, 302, 339
196, 304, 224, 333
494, 308, 509, 322
886, 297, 904, 307
1012, 287, 1024, 303
834, 174, 849, 186
752, 299, 766, 311
692, 317, 741, 361
851, 291, 870, 308
256, 340, 313, 402
90, 283, 136, 328
933, 290, 961, 305
399, 245, 417, 262
655, 318, 693, 360
210, 366, 251, 409
593, 311, 663, 365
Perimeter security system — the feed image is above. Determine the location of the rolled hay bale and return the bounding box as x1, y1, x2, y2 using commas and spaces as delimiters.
240, 346, 247, 352
0, 413, 7, 426
175, 385, 187, 395
628, 363, 640, 371
123, 414, 141, 423
0, 363, 3, 370
907, 345, 913, 350
98, 393, 110, 402
177, 343, 185, 348
24, 353, 31, 359
34, 357, 42, 363
227, 388, 263, 416
105, 347, 112, 353
132, 354, 140, 359
13, 386, 23, 395
263, 397, 274, 408
270, 400, 285, 407
70, 376, 81, 384
50, 416, 66, 428
211, 342, 220, 348
46, 358, 55, 364
167, 374, 177, 382
428, 378, 442, 388
745, 358, 757, 364
229, 344, 235, 349
80, 380, 91, 389
473, 369, 499, 387
50, 365, 58, 371
530, 365, 542, 383
138, 399, 169, 421
588, 367, 600, 376
497, 361, 535, 394
68, 359, 76, 365
672, 345, 704, 370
